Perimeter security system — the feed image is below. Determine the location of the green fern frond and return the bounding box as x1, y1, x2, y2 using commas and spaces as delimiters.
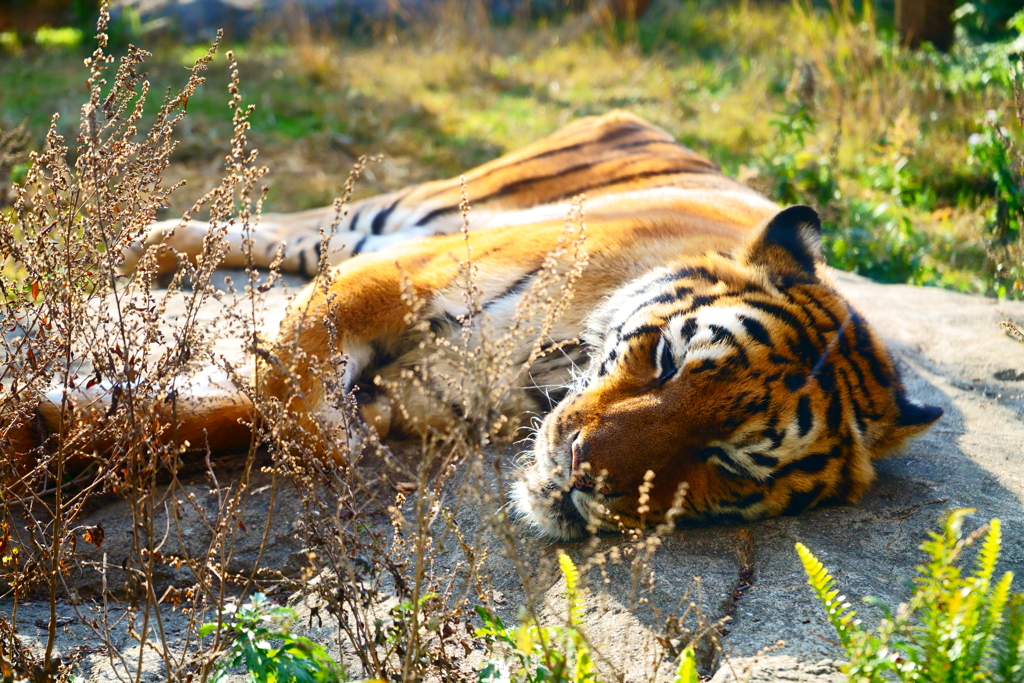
572, 639, 597, 683
672, 647, 699, 683
969, 571, 1019, 679
956, 551, 1008, 678
559, 552, 585, 628
796, 542, 859, 648
990, 572, 1017, 637
994, 595, 1024, 683
797, 515, 1024, 683
974, 519, 1003, 591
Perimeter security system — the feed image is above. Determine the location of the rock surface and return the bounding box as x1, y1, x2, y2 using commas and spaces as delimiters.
2, 268, 1023, 682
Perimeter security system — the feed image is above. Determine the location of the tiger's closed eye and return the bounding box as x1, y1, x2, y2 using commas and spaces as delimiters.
653, 335, 678, 385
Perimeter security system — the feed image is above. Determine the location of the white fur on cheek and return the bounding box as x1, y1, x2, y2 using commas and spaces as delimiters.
511, 464, 591, 541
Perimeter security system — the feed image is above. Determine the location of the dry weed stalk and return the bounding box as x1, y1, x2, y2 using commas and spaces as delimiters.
0, 8, 287, 680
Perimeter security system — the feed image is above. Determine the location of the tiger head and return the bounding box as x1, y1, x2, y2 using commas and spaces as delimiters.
512, 205, 943, 540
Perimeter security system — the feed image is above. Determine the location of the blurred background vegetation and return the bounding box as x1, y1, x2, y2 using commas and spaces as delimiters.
2, 0, 1024, 296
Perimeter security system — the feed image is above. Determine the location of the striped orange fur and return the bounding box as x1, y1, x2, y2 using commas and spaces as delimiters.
11, 112, 942, 539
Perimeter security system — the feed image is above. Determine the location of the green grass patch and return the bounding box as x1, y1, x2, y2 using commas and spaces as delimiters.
1, 0, 1022, 294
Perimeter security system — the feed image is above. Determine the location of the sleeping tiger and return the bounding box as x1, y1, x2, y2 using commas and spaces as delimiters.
7, 111, 942, 540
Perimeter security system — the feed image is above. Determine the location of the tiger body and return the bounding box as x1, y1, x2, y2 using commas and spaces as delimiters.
16, 112, 942, 540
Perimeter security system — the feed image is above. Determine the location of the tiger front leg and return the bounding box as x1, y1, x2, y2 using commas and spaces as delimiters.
255, 243, 460, 463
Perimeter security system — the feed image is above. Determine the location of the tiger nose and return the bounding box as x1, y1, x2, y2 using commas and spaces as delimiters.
570, 435, 610, 495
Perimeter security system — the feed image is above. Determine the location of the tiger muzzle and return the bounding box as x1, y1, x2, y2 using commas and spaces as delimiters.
569, 436, 612, 495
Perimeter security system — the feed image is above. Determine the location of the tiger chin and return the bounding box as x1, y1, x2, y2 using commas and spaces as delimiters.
512, 205, 942, 541
5, 112, 943, 542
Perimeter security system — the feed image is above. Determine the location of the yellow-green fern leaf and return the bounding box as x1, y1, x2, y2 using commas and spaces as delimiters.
796, 542, 859, 648
559, 552, 585, 627
974, 518, 1003, 591
673, 647, 699, 683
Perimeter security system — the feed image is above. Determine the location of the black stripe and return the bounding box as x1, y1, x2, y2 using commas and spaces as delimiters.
761, 426, 785, 450
622, 324, 660, 341
657, 336, 677, 383
842, 348, 879, 416
709, 326, 750, 368
816, 361, 836, 393
691, 359, 717, 374
796, 395, 813, 437
733, 491, 765, 508
849, 309, 892, 388
349, 207, 363, 232
646, 292, 677, 306
413, 205, 457, 227
484, 269, 539, 312
662, 266, 715, 283
826, 392, 843, 431
749, 451, 779, 468
472, 159, 603, 205
418, 123, 653, 202
413, 151, 700, 227
687, 294, 719, 311
472, 122, 715, 196
696, 446, 727, 462
784, 374, 806, 391
371, 196, 403, 235
351, 234, 369, 255
298, 248, 308, 276
715, 464, 745, 480
620, 292, 678, 325
773, 445, 842, 479
783, 483, 826, 516
836, 367, 868, 434
472, 165, 697, 210
428, 312, 460, 336
746, 393, 771, 415
709, 324, 731, 344
747, 301, 818, 361
795, 288, 842, 330
740, 316, 772, 347
678, 317, 698, 342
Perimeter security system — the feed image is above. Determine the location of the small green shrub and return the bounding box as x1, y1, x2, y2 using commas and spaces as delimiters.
201, 593, 345, 683
475, 552, 699, 683
796, 509, 1024, 683
753, 97, 935, 286
475, 552, 597, 683
969, 106, 1024, 298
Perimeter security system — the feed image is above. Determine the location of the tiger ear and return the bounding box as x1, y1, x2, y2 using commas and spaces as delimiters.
876, 389, 943, 454
743, 205, 822, 277
894, 390, 943, 430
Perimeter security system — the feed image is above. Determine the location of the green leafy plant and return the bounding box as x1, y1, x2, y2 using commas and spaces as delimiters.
755, 99, 838, 209
201, 593, 345, 683
753, 96, 936, 286
797, 509, 1024, 683
475, 552, 596, 683
475, 552, 699, 683
969, 104, 1024, 298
